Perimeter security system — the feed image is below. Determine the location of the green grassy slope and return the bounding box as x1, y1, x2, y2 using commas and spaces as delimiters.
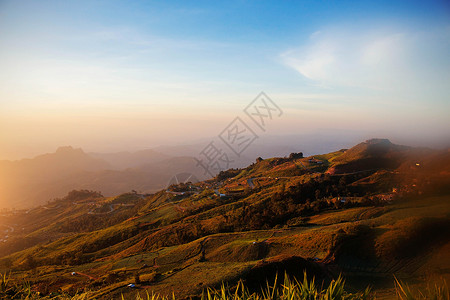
0, 139, 448, 299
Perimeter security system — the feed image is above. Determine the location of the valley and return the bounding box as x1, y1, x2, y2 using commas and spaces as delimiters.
0, 139, 448, 299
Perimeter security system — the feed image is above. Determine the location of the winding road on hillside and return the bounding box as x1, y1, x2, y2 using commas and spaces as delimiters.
0, 224, 15, 242
88, 204, 114, 215
1, 224, 14, 233
247, 176, 290, 189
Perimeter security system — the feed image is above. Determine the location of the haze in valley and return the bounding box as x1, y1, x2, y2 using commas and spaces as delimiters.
0, 0, 449, 209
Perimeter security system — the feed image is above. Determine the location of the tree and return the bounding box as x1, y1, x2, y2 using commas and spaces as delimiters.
289, 152, 303, 159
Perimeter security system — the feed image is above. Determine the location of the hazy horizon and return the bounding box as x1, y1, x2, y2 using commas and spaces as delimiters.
2, 130, 450, 162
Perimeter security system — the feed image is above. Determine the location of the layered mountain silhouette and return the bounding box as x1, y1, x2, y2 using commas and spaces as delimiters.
0, 147, 201, 208
1, 137, 448, 209
0, 133, 365, 208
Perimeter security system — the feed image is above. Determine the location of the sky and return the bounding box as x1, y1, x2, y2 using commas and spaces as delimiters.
0, 0, 449, 160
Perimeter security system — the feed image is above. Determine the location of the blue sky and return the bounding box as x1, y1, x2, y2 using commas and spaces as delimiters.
0, 0, 449, 159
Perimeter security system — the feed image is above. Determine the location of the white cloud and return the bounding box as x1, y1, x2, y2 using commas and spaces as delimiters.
360, 33, 404, 66
282, 39, 335, 81
281, 26, 450, 97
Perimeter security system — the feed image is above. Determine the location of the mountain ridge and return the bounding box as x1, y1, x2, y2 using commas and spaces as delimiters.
0, 138, 448, 299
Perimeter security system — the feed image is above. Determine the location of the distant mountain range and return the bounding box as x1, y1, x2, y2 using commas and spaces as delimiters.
2, 133, 439, 209
0, 146, 204, 208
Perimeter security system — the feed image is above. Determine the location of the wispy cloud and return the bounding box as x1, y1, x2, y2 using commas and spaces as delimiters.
280, 25, 450, 98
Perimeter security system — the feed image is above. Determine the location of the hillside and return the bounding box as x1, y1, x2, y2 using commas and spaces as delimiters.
0, 135, 353, 209
0, 139, 449, 299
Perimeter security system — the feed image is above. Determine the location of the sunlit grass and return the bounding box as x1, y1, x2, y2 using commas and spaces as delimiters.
395, 276, 449, 300
200, 272, 371, 300
1, 271, 449, 299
